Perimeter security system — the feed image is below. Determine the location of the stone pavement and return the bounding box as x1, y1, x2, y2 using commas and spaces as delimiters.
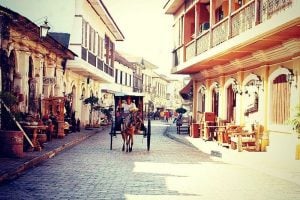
0, 126, 110, 184
164, 123, 300, 186
1, 121, 300, 187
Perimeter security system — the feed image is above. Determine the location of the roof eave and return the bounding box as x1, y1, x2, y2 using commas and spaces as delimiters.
88, 0, 125, 41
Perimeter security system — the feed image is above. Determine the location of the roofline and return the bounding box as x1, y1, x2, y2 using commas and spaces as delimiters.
0, 5, 76, 59
94, 0, 125, 41
163, 0, 171, 9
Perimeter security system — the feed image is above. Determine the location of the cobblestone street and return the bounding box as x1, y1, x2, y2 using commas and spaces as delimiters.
0, 121, 299, 200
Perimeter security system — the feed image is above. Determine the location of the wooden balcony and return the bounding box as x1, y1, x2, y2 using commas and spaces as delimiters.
173, 0, 297, 73
67, 46, 114, 83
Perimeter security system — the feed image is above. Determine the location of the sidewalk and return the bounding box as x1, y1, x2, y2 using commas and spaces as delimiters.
164, 123, 300, 186
0, 126, 110, 184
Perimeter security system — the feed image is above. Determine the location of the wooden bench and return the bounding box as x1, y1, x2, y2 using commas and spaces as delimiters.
176, 116, 190, 135
230, 124, 263, 152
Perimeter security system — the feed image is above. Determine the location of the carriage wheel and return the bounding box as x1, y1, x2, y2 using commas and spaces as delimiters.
147, 119, 151, 151
110, 122, 115, 150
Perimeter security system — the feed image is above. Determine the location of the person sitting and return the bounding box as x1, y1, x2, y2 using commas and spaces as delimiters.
123, 97, 137, 114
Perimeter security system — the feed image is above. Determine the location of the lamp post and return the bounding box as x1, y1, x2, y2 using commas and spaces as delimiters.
39, 18, 50, 38
146, 87, 156, 151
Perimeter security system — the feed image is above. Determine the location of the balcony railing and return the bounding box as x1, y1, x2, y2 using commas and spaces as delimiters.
174, 0, 293, 66
212, 18, 229, 47
81, 46, 114, 77
231, 1, 255, 38
260, 0, 292, 22
196, 31, 210, 55
186, 40, 196, 61
173, 45, 184, 66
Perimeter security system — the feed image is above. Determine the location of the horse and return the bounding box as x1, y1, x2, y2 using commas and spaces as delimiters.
121, 120, 135, 152
120, 110, 146, 152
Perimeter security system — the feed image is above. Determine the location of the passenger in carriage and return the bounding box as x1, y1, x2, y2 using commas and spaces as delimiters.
123, 97, 137, 114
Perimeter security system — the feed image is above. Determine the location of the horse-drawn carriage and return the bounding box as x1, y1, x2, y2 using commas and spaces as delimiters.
110, 92, 151, 152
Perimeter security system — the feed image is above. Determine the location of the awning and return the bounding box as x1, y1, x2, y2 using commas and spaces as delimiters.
179, 80, 193, 100
114, 91, 145, 97
101, 89, 117, 94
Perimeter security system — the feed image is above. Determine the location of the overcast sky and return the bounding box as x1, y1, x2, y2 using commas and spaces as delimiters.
0, 0, 174, 75
102, 0, 174, 75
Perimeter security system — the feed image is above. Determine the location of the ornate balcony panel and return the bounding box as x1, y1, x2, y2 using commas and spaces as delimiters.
104, 63, 109, 74
108, 66, 113, 77
81, 46, 87, 61
231, 1, 256, 37
173, 46, 184, 66
97, 58, 103, 70
196, 31, 210, 55
260, 0, 293, 22
212, 19, 228, 47
88, 51, 96, 67
186, 41, 196, 61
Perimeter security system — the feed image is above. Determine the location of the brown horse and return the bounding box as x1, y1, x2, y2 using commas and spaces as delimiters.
120, 111, 146, 152
121, 121, 135, 152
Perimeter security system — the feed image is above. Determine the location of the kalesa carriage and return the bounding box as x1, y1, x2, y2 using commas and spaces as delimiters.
110, 92, 151, 152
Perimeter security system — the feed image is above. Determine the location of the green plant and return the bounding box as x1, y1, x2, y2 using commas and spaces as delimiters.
0, 91, 19, 130
288, 105, 300, 134
83, 96, 99, 105
175, 107, 187, 114
0, 91, 18, 107
84, 96, 99, 126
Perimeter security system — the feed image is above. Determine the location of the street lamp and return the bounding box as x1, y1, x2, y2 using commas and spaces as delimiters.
39, 18, 50, 38
287, 69, 295, 86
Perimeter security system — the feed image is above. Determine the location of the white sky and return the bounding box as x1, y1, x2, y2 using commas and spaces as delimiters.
0, 0, 175, 76
102, 0, 174, 75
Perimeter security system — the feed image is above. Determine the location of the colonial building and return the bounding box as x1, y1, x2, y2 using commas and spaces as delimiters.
0, 5, 75, 117
152, 73, 169, 110
100, 51, 134, 108
1, 0, 125, 126
164, 0, 300, 159
141, 58, 158, 114
167, 78, 185, 111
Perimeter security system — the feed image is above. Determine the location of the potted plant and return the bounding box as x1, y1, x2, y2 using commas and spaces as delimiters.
83, 95, 99, 129
288, 105, 300, 137
0, 91, 24, 158
287, 105, 300, 160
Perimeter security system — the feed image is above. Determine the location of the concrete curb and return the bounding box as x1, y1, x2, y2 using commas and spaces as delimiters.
0, 127, 108, 184
163, 126, 197, 150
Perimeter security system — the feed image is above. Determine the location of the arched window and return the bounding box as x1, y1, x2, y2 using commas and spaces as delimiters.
271, 74, 290, 124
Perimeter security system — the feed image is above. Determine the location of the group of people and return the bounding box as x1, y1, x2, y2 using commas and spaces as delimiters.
150, 110, 174, 122
115, 96, 141, 132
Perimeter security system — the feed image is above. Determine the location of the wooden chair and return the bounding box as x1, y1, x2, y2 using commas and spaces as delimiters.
200, 112, 216, 141
177, 116, 190, 135
216, 118, 229, 146
230, 124, 263, 152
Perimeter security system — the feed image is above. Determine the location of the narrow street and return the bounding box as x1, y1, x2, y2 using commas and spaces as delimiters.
0, 121, 299, 200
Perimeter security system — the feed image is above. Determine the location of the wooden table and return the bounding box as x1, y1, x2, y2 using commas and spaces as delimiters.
23, 125, 48, 151
230, 131, 257, 152
202, 125, 225, 141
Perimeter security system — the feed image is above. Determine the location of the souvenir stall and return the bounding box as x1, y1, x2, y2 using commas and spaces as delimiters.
41, 97, 65, 138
